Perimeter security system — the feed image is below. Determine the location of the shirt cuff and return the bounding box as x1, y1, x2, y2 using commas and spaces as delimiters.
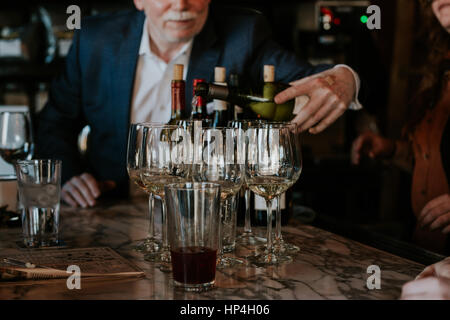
334, 64, 363, 110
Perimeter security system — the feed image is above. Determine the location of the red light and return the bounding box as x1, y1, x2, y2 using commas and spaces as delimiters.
333, 18, 341, 25
320, 7, 333, 17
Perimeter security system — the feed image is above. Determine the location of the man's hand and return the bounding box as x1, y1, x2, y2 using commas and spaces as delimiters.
351, 132, 396, 165
401, 276, 450, 300
61, 173, 116, 208
418, 194, 450, 234
275, 66, 356, 134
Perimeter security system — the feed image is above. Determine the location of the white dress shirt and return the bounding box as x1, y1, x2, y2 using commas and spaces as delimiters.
334, 64, 362, 110
130, 18, 193, 124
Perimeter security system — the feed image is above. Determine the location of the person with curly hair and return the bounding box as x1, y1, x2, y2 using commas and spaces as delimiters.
352, 0, 450, 255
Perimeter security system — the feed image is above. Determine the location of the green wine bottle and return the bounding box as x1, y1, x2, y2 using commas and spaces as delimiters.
190, 78, 207, 120
249, 65, 277, 119
253, 65, 295, 121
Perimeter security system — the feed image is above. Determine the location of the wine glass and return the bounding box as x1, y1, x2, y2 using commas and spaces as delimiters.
192, 126, 245, 269
272, 122, 302, 262
245, 122, 300, 265
0, 109, 34, 179
140, 124, 189, 272
126, 123, 162, 257
175, 119, 212, 180
228, 119, 266, 247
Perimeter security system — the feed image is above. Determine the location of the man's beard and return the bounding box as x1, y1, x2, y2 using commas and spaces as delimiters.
158, 10, 208, 43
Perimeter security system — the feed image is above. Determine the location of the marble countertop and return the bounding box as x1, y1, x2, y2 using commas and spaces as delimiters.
0, 197, 425, 300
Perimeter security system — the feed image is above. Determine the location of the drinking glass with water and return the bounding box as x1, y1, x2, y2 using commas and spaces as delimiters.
14, 159, 61, 248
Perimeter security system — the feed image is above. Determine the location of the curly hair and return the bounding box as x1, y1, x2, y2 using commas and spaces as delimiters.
405, 0, 450, 134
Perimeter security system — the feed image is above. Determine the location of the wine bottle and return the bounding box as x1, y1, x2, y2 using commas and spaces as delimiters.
262, 65, 298, 121
194, 77, 295, 121
252, 191, 293, 226
228, 73, 244, 121
190, 78, 207, 120
169, 64, 185, 124
194, 82, 270, 108
263, 65, 276, 99
21, 6, 56, 63
236, 186, 247, 227
249, 64, 277, 119
212, 67, 229, 127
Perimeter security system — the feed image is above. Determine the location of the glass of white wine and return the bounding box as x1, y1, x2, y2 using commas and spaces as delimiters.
245, 122, 299, 266
140, 124, 189, 272
192, 126, 245, 269
126, 123, 162, 257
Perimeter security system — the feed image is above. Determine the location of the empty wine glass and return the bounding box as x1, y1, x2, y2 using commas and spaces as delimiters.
245, 122, 300, 266
175, 119, 212, 181
0, 108, 34, 179
126, 123, 162, 257
140, 124, 189, 272
192, 126, 245, 269
228, 119, 266, 247
272, 122, 302, 262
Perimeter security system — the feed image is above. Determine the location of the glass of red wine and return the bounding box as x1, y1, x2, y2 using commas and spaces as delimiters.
0, 108, 34, 179
165, 182, 221, 292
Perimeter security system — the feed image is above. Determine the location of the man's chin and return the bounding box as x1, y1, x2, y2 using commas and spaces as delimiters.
164, 31, 198, 43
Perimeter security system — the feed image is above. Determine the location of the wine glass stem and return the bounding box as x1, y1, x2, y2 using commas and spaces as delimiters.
148, 193, 155, 238
244, 188, 252, 233
265, 199, 274, 254
218, 200, 225, 257
275, 195, 282, 242
161, 197, 169, 250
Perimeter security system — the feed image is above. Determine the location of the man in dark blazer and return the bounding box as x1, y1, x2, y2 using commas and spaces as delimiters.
36, 0, 360, 207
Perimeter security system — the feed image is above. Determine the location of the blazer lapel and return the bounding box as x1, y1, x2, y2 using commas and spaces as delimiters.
112, 10, 145, 151
111, 10, 219, 123
185, 14, 220, 117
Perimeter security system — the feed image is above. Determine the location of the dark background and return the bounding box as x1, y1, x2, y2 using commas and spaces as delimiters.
0, 0, 442, 263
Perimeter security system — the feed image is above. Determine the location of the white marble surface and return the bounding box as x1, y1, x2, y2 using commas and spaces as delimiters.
0, 197, 425, 300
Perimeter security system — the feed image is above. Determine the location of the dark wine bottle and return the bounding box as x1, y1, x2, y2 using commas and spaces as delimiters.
21, 6, 56, 64
236, 185, 247, 227
212, 67, 229, 127
252, 191, 293, 226
169, 64, 185, 124
190, 78, 207, 120
228, 73, 244, 121
194, 82, 270, 107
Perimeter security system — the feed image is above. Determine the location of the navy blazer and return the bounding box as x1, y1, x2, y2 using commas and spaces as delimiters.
36, 6, 329, 195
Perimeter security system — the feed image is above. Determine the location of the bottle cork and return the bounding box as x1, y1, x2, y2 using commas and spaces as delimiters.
264, 65, 275, 82
173, 64, 184, 81
214, 67, 226, 83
